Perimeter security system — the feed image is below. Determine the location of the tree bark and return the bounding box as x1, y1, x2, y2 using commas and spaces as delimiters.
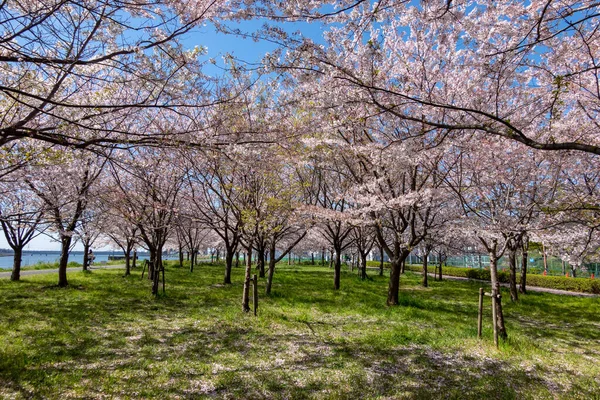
178, 244, 184, 268
125, 250, 131, 276
242, 244, 253, 313
507, 244, 519, 302
151, 246, 163, 296
266, 245, 276, 295
387, 258, 402, 305
257, 246, 265, 278
57, 235, 72, 287
422, 252, 429, 287
82, 241, 90, 272
379, 246, 384, 276
360, 253, 367, 280
189, 249, 196, 273
489, 253, 507, 340
519, 245, 528, 294
11, 246, 23, 281
224, 246, 234, 284
334, 247, 342, 290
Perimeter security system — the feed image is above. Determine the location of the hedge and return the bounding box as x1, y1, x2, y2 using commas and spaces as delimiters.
405, 264, 600, 294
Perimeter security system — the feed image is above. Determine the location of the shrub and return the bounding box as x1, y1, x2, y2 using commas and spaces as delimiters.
405, 263, 599, 294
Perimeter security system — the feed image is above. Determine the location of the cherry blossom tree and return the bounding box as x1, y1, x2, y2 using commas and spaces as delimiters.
25, 150, 106, 287
0, 178, 46, 280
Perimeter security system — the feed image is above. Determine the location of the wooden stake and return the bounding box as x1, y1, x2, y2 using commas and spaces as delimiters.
478, 288, 484, 339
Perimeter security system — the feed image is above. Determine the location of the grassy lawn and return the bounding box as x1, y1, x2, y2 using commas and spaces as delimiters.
0, 263, 598, 399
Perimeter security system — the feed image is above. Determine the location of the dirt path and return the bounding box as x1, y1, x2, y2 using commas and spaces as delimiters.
0, 264, 125, 279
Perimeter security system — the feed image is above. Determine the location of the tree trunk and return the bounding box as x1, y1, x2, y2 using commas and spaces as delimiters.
321, 248, 325, 266
242, 244, 253, 313
438, 258, 443, 281
360, 253, 367, 280
148, 247, 156, 281
132, 250, 137, 269
151, 246, 162, 296
82, 241, 90, 272
125, 250, 131, 276
190, 249, 195, 273
216, 248, 220, 262
11, 246, 23, 281
379, 246, 384, 276
571, 265, 577, 278
266, 245, 276, 295
224, 247, 234, 284
57, 235, 72, 287
235, 251, 240, 268
329, 250, 334, 268
489, 253, 507, 340
334, 247, 342, 290
519, 246, 528, 294
387, 258, 401, 305
422, 253, 429, 287
400, 259, 405, 274
257, 246, 265, 278
178, 244, 184, 268
311, 253, 315, 265
508, 244, 519, 302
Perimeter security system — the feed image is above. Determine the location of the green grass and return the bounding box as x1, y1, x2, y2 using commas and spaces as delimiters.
0, 262, 598, 399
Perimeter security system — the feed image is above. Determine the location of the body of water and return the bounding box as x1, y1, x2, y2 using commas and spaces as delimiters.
0, 251, 180, 269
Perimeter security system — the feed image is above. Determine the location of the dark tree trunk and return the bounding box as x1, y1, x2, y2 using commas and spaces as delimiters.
216, 248, 220, 262
266, 245, 276, 295
151, 246, 163, 296
437, 258, 443, 281
125, 251, 131, 276
132, 250, 137, 269
148, 247, 156, 281
360, 253, 367, 280
379, 246, 384, 276
571, 265, 577, 278
422, 252, 429, 288
58, 235, 72, 287
508, 244, 519, 302
11, 246, 23, 281
400, 259, 405, 274
82, 241, 90, 272
190, 249, 196, 273
334, 247, 342, 290
257, 246, 265, 278
387, 258, 401, 305
329, 250, 333, 268
519, 248, 528, 294
321, 248, 325, 266
311, 253, 315, 265
242, 244, 253, 313
489, 253, 508, 340
235, 251, 240, 268
178, 244, 184, 268
224, 247, 234, 284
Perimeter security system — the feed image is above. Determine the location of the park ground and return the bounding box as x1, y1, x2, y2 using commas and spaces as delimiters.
0, 263, 598, 399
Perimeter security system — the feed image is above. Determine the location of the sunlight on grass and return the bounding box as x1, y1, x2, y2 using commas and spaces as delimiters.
0, 262, 598, 399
